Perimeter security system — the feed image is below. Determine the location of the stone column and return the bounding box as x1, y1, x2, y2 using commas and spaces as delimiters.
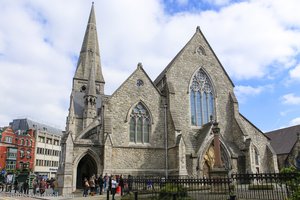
210, 122, 228, 178
212, 122, 222, 168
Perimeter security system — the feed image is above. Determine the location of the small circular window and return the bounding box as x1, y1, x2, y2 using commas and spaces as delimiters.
81, 85, 86, 91
137, 79, 144, 87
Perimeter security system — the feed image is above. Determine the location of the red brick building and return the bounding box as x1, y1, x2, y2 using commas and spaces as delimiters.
0, 127, 36, 172
0, 127, 17, 171
16, 129, 35, 171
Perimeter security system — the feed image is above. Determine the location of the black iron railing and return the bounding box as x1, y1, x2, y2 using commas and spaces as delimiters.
119, 173, 299, 200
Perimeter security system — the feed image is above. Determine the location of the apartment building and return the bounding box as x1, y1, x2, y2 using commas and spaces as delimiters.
10, 119, 63, 179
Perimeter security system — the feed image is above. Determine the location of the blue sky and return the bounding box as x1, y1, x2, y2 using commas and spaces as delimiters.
0, 0, 299, 132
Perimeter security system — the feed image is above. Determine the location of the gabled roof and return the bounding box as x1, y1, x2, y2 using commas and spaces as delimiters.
265, 124, 300, 155
154, 26, 234, 87
110, 63, 162, 98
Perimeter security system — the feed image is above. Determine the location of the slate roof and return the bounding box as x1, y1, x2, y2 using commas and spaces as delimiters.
265, 124, 300, 155
10, 118, 63, 136
73, 91, 102, 117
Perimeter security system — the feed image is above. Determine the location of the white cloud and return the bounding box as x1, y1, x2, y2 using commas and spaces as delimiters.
282, 93, 300, 105
204, 0, 231, 6
234, 84, 273, 102
199, 1, 300, 80
289, 64, 300, 80
0, 0, 300, 130
289, 117, 300, 126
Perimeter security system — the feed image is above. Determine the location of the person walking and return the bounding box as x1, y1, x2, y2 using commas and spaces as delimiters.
32, 178, 38, 195
89, 175, 95, 196
39, 179, 46, 196
119, 174, 124, 196
83, 177, 89, 197
111, 176, 118, 200
103, 173, 108, 192
13, 179, 18, 193
23, 180, 29, 195
98, 174, 104, 195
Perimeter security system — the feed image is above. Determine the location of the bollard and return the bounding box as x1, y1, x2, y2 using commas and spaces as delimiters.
134, 191, 138, 200
107, 189, 109, 200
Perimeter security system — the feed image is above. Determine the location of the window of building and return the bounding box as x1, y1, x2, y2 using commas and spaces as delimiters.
5, 136, 13, 143
54, 139, 59, 145
46, 138, 52, 144
129, 103, 151, 143
39, 136, 45, 143
190, 68, 214, 126
20, 139, 24, 145
26, 150, 31, 158
7, 148, 17, 159
20, 150, 24, 158
19, 162, 23, 168
6, 161, 16, 170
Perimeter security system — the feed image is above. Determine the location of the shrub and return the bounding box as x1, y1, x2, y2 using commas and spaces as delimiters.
159, 183, 188, 200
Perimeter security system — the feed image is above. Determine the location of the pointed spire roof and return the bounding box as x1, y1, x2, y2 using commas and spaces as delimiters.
86, 64, 97, 97
74, 3, 105, 84
69, 94, 75, 117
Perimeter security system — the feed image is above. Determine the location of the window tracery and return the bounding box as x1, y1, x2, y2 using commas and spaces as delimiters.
190, 68, 214, 126
129, 103, 150, 143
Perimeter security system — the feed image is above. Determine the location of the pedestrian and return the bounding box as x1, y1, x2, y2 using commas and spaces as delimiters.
98, 174, 103, 195
83, 177, 89, 197
127, 174, 132, 194
89, 175, 95, 195
119, 174, 124, 196
51, 178, 58, 195
13, 179, 18, 193
23, 180, 29, 195
32, 178, 38, 195
111, 176, 118, 200
39, 179, 46, 196
103, 173, 108, 192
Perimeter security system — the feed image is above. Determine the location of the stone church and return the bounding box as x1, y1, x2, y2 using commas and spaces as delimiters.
57, 4, 279, 194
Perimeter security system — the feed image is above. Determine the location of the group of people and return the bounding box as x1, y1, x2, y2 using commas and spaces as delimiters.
11, 177, 58, 196
83, 174, 131, 199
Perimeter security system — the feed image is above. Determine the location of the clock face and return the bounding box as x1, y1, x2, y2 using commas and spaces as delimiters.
136, 79, 144, 87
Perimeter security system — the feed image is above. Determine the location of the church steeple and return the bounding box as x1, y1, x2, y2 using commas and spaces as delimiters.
83, 64, 97, 128
74, 2, 105, 94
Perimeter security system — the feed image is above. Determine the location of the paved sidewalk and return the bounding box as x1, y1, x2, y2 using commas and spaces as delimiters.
0, 191, 121, 200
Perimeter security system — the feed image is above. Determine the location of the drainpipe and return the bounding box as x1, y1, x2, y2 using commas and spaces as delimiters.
164, 103, 168, 178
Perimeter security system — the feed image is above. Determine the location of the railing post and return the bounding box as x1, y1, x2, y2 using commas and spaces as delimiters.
107, 189, 109, 200
173, 193, 177, 200
134, 191, 138, 200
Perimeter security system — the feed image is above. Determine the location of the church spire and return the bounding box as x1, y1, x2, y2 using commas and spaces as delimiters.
83, 62, 97, 128
74, 2, 105, 94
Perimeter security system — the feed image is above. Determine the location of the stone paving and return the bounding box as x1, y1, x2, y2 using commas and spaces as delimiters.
0, 189, 121, 200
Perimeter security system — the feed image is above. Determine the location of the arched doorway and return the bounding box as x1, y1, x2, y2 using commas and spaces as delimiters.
76, 154, 97, 188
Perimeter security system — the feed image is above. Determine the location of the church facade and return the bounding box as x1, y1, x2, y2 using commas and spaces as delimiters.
57, 4, 278, 194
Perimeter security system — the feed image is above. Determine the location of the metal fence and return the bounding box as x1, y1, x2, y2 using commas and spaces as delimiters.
122, 173, 299, 200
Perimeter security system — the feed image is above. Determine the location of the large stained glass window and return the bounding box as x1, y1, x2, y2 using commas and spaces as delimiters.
129, 103, 151, 143
190, 69, 214, 126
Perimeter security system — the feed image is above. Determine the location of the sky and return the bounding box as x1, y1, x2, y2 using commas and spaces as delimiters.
0, 0, 300, 132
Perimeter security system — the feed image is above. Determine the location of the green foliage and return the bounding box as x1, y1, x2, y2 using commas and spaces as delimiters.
280, 166, 300, 200
159, 183, 190, 200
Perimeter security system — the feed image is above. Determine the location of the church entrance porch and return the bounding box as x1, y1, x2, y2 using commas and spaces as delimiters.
76, 154, 97, 188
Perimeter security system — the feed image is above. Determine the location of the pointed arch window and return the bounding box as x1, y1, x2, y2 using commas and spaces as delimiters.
190, 68, 215, 126
129, 103, 151, 143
